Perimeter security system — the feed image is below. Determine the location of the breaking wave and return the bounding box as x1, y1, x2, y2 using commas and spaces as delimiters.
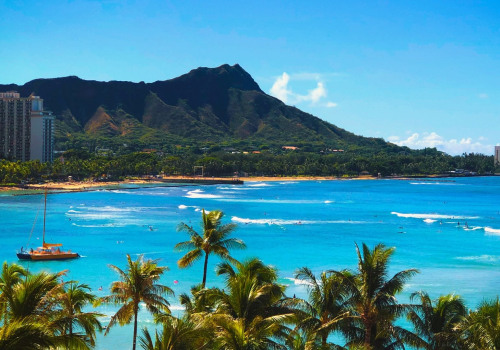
184, 189, 222, 199
231, 217, 368, 225
391, 212, 479, 220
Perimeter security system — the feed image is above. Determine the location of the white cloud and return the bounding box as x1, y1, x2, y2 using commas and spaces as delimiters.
325, 102, 338, 108
269, 72, 331, 106
305, 82, 326, 103
270, 72, 291, 103
388, 132, 494, 155
478, 93, 489, 99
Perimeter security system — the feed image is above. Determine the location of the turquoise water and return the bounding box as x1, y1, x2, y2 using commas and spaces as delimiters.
1, 177, 500, 349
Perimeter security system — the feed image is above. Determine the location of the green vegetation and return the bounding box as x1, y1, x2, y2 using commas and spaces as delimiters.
175, 209, 246, 288
2, 239, 500, 349
0, 262, 102, 349
0, 148, 497, 185
2, 242, 500, 349
100, 254, 173, 350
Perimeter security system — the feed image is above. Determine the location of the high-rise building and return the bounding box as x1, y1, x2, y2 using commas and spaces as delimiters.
495, 146, 500, 166
0, 92, 54, 162
30, 96, 55, 163
0, 92, 31, 161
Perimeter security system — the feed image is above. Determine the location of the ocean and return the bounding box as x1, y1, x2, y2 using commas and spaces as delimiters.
1, 177, 499, 349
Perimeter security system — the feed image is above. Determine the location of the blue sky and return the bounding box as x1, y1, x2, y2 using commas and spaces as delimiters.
1, 0, 499, 155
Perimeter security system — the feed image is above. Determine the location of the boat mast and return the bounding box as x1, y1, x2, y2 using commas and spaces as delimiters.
43, 189, 47, 246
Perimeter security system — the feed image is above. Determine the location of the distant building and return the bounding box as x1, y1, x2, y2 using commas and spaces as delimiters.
495, 146, 500, 166
0, 92, 54, 162
0, 92, 31, 161
30, 96, 55, 163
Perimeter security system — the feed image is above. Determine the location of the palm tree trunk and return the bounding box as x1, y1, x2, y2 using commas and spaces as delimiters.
132, 308, 138, 350
202, 253, 209, 288
364, 320, 372, 350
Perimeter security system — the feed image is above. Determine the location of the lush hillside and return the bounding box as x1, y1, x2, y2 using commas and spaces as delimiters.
0, 64, 405, 153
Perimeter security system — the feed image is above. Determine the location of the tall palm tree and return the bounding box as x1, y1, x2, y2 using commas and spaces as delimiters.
408, 291, 466, 349
292, 267, 353, 349
455, 297, 500, 350
54, 282, 103, 348
330, 243, 420, 349
205, 258, 294, 349
175, 209, 246, 288
102, 254, 174, 350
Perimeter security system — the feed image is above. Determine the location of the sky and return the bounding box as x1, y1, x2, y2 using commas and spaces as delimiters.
1, 0, 499, 155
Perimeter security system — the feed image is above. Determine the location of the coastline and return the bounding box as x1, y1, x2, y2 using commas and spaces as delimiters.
0, 175, 375, 194
1, 174, 496, 194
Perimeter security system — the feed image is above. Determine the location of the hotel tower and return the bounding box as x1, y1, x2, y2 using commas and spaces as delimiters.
0, 91, 54, 162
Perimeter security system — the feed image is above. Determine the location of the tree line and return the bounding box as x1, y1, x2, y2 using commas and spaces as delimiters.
0, 148, 497, 184
1, 209, 499, 349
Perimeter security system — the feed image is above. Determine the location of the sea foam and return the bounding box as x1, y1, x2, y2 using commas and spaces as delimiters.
231, 217, 368, 225
485, 227, 500, 235
185, 189, 222, 199
391, 212, 479, 220
456, 255, 500, 263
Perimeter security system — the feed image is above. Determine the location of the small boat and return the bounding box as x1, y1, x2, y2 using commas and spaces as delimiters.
17, 190, 79, 261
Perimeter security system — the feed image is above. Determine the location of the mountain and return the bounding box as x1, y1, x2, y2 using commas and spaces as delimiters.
0, 64, 402, 152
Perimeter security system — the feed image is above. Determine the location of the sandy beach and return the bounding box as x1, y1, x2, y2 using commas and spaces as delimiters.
0, 175, 379, 194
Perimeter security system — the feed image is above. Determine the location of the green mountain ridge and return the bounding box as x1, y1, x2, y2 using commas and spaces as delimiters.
0, 64, 405, 153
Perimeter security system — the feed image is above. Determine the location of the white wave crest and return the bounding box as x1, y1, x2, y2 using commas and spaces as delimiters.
248, 183, 272, 187
231, 217, 368, 225
185, 189, 222, 199
463, 226, 483, 231
391, 212, 479, 220
423, 219, 436, 223
485, 227, 500, 235
456, 255, 500, 262
409, 182, 462, 186
71, 223, 123, 228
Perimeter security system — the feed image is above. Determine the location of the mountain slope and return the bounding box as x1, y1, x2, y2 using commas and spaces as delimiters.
0, 64, 402, 152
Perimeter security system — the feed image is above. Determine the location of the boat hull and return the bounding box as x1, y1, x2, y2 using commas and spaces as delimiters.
17, 252, 80, 261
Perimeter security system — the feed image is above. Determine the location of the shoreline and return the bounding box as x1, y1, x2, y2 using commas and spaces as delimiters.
0, 174, 496, 194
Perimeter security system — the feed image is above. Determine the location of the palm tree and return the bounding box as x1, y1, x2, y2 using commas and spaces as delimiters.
175, 209, 246, 288
330, 243, 420, 349
0, 319, 54, 350
102, 254, 174, 350
54, 281, 103, 348
1, 268, 98, 349
205, 258, 294, 349
0, 262, 27, 322
139, 314, 210, 350
6, 270, 66, 321
292, 267, 353, 349
407, 291, 466, 349
455, 297, 500, 350
179, 283, 216, 316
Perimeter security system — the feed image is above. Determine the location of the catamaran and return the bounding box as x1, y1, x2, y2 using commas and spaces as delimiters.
17, 190, 79, 261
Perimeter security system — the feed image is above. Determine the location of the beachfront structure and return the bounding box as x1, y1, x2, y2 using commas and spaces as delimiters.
0, 92, 54, 162
0, 92, 31, 161
30, 97, 55, 163
495, 146, 500, 166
